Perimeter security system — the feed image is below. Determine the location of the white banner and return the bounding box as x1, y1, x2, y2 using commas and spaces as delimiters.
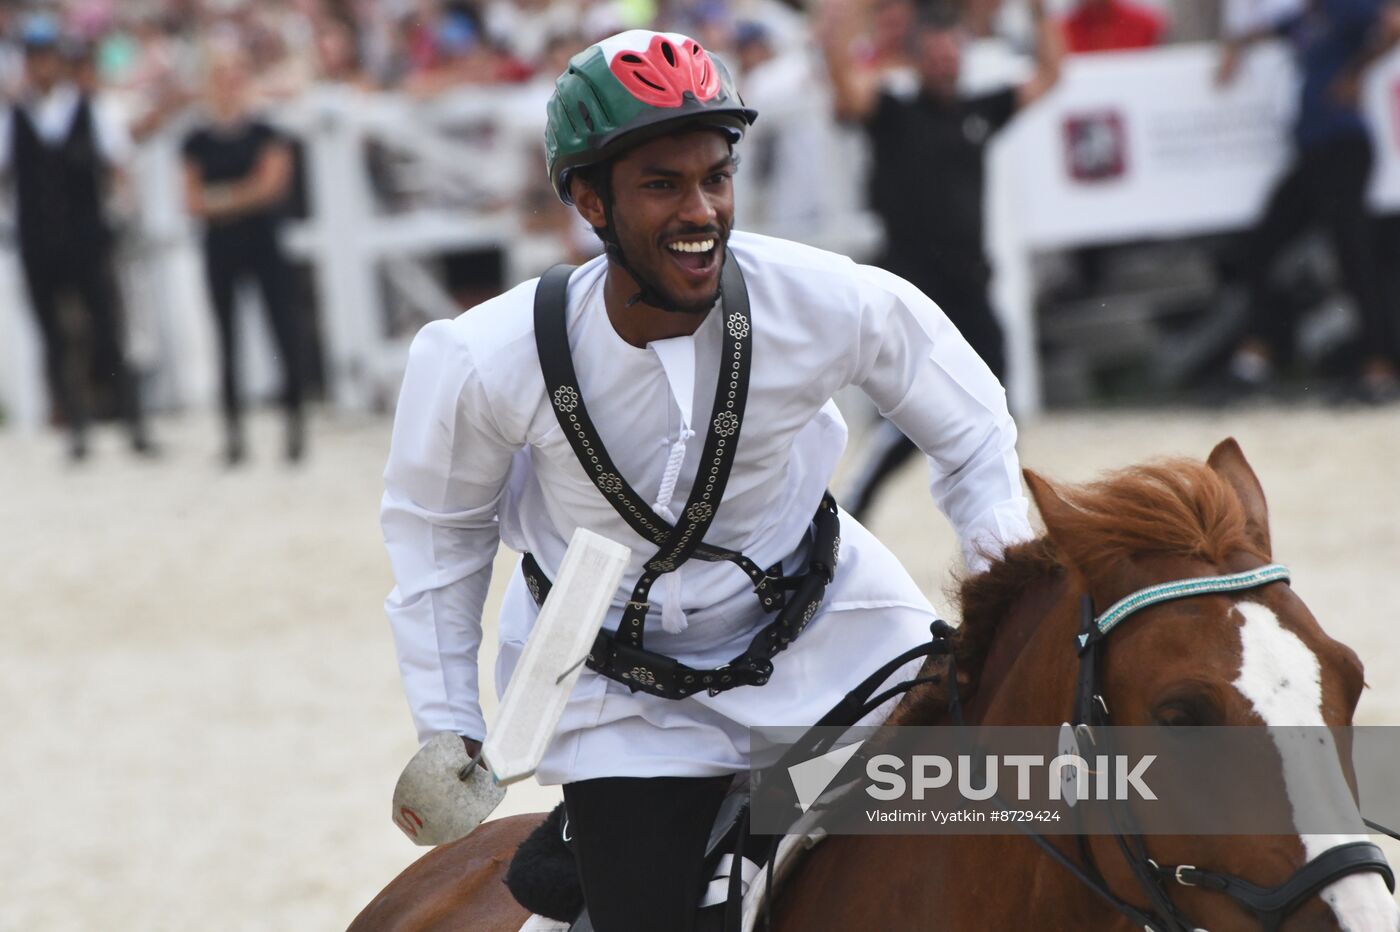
1004, 42, 1400, 249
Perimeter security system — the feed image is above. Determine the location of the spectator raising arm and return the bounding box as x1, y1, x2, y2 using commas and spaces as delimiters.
1018, 0, 1065, 108
1216, 19, 1287, 85
819, 0, 882, 123
1332, 1, 1400, 104
1218, 0, 1400, 92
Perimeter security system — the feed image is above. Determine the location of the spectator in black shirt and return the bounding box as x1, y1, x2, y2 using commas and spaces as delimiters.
182, 46, 305, 465
821, 0, 1062, 520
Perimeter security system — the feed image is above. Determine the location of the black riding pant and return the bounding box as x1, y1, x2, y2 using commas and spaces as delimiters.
1241, 133, 1399, 366
562, 774, 732, 932
201, 222, 303, 428
19, 244, 143, 440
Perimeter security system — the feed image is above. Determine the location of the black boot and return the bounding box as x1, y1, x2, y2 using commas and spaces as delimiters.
224, 421, 247, 467
285, 411, 306, 463
129, 421, 160, 459
121, 366, 159, 458
68, 429, 90, 463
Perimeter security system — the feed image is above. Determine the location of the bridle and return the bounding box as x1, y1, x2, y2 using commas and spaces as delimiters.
1033, 562, 1395, 932
750, 563, 1397, 932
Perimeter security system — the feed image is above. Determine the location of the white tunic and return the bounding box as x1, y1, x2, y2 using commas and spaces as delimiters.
381, 230, 1033, 783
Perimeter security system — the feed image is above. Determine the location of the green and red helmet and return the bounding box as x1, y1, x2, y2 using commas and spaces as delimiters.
545, 30, 758, 205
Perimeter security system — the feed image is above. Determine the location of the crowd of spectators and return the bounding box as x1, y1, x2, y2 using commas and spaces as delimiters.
0, 0, 1203, 120
0, 1, 787, 112
3, 0, 1399, 466
0, 0, 1234, 270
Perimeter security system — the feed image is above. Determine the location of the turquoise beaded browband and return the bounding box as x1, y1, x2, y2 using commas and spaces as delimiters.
1080, 563, 1291, 649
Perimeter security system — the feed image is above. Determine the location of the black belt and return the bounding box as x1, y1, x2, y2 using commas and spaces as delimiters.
521, 493, 840, 699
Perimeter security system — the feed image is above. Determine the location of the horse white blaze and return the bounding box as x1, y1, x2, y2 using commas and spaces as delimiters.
1231, 601, 1399, 930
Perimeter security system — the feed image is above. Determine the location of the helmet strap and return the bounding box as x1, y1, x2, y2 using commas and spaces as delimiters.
598, 197, 701, 314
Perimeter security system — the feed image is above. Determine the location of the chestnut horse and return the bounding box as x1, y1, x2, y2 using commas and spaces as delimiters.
350, 439, 1397, 931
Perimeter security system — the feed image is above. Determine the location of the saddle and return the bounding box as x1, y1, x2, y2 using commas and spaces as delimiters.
504, 632, 963, 929
504, 653, 959, 931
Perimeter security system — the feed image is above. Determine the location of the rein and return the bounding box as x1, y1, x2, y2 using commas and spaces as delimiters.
757, 563, 1396, 932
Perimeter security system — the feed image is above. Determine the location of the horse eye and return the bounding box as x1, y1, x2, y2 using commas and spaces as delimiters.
1153, 697, 1217, 727
1154, 705, 1195, 727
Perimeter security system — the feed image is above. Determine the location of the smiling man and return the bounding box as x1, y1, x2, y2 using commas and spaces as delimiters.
381, 29, 1033, 932
574, 130, 736, 329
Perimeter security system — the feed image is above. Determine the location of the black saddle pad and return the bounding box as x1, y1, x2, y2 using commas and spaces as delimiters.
504, 803, 583, 923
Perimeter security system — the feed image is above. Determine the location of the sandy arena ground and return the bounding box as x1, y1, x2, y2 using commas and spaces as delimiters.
2, 403, 1398, 931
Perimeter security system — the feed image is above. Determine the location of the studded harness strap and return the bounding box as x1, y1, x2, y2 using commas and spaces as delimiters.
524, 252, 841, 700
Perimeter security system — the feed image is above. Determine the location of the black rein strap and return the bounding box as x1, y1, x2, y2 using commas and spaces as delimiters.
1154, 842, 1395, 932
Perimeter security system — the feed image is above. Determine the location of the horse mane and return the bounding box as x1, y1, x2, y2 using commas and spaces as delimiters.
892, 458, 1268, 724
954, 536, 1062, 677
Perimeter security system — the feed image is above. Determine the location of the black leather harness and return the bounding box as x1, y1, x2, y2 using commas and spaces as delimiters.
1063, 588, 1396, 932
523, 252, 840, 700
739, 577, 1400, 932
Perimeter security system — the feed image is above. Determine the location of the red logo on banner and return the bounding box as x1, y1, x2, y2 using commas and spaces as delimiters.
1063, 112, 1128, 182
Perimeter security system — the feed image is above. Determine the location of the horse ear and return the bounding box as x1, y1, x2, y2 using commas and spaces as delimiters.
1207, 437, 1272, 558
1024, 469, 1079, 556
1025, 470, 1142, 606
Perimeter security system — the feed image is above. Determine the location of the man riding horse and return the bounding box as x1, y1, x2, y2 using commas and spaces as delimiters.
380, 29, 1033, 931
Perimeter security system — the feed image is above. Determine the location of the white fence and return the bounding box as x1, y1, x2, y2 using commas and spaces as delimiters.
0, 67, 878, 431
4, 41, 1400, 430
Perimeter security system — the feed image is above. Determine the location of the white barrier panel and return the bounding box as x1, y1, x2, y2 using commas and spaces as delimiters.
1006, 42, 1400, 250
1363, 48, 1400, 209
9, 47, 1399, 426
0, 251, 43, 429
0, 80, 877, 430
984, 41, 1400, 414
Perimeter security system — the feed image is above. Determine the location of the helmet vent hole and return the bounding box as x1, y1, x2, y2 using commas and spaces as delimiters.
661, 41, 676, 65
620, 53, 642, 63
636, 75, 665, 92
576, 101, 594, 131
